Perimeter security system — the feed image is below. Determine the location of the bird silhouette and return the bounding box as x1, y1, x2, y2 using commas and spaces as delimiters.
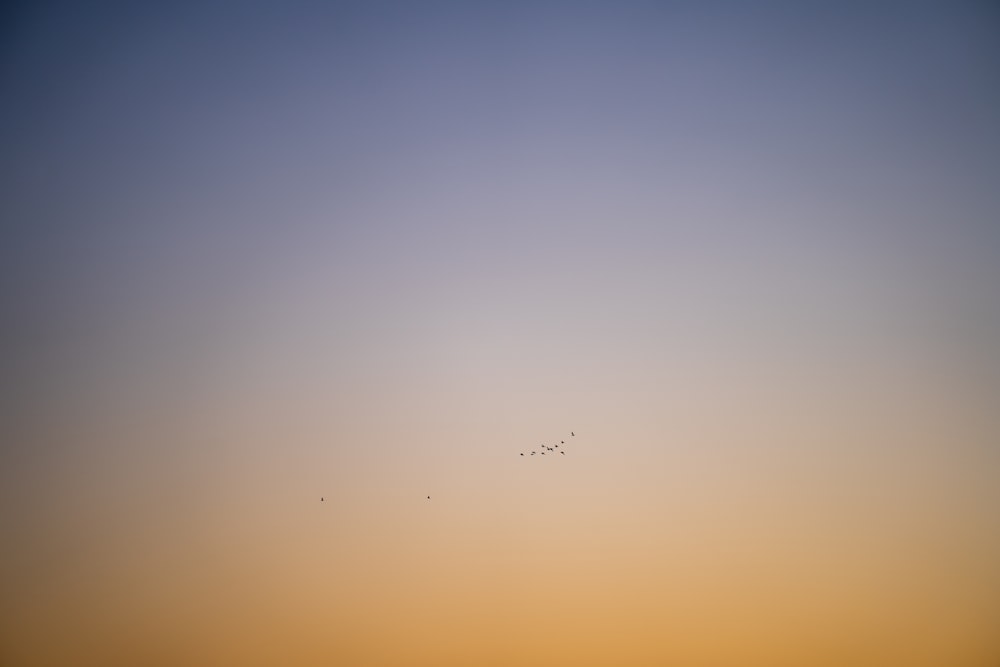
571, 432, 575, 436
561, 451, 565, 455
427, 496, 431, 499
560, 441, 564, 444
520, 453, 524, 456
321, 497, 324, 501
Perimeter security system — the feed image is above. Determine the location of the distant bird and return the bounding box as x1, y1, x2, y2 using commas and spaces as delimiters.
561, 451, 565, 455
531, 452, 536, 455
571, 432, 575, 436
321, 497, 324, 501
560, 441, 564, 444
427, 496, 431, 499
520, 453, 524, 456
541, 452, 546, 455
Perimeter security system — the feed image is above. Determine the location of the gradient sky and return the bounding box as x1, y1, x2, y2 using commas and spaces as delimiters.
2, 2, 1000, 665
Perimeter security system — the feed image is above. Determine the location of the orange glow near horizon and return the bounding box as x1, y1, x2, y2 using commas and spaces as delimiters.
2, 3, 1000, 665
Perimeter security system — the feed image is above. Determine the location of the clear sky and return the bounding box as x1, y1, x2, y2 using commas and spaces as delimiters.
2, 2, 1000, 665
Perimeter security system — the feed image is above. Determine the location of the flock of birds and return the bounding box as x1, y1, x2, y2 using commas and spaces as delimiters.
520, 430, 574, 459
322, 431, 578, 503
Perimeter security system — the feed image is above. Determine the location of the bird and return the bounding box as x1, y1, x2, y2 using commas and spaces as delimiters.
571, 431, 575, 436
427, 496, 431, 499
560, 441, 564, 444
561, 451, 565, 455
321, 497, 324, 501
541, 452, 546, 455
520, 453, 524, 456
531, 451, 536, 455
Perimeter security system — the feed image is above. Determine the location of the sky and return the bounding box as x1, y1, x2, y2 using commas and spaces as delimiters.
2, 2, 1000, 665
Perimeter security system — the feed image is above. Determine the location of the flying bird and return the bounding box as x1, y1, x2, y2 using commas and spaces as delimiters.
321, 497, 324, 501
571, 432, 575, 436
